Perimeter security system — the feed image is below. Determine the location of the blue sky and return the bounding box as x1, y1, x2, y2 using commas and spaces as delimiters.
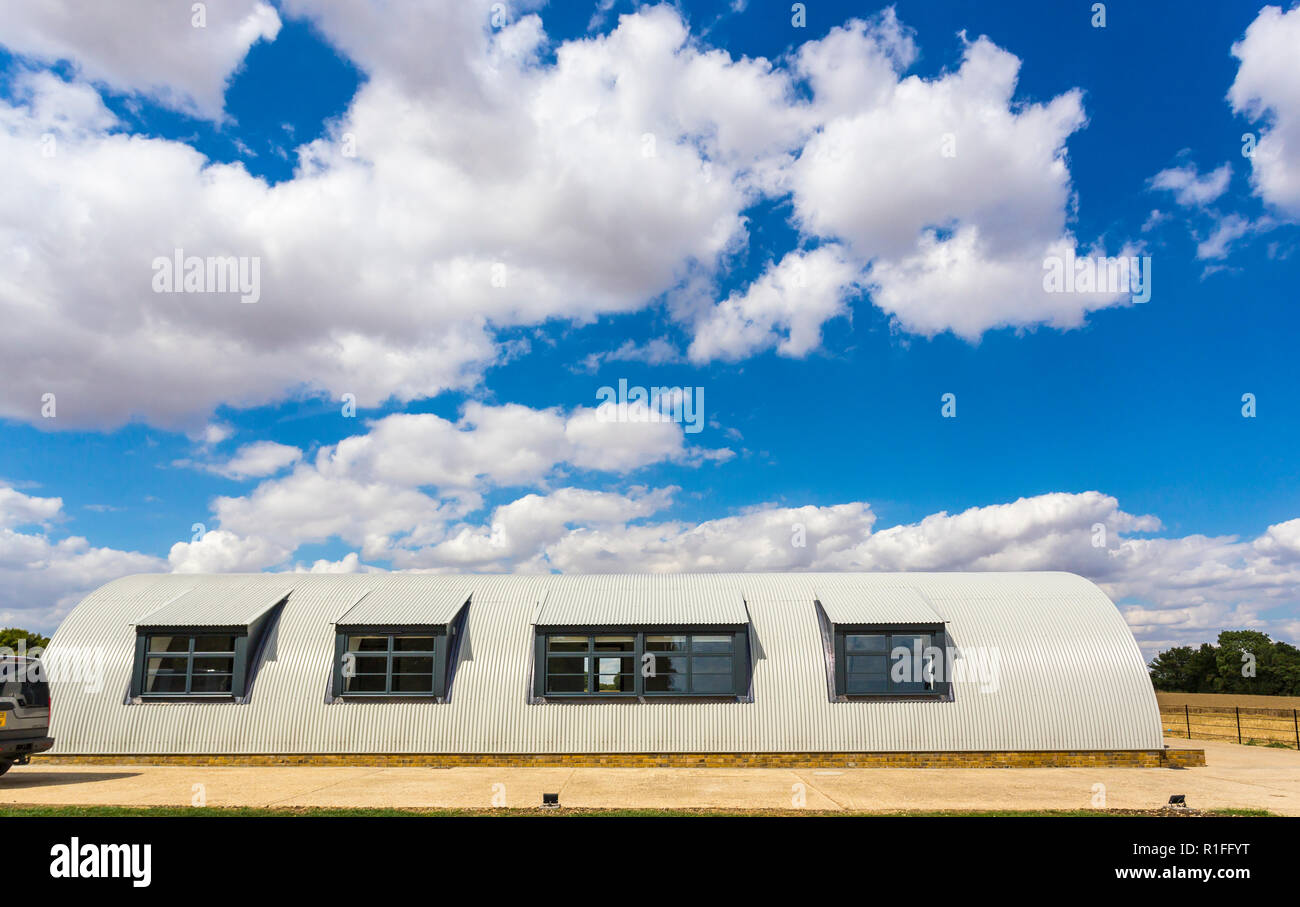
1, 1, 1298, 653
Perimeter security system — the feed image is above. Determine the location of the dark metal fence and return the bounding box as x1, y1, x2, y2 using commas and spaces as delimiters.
1160, 704, 1300, 748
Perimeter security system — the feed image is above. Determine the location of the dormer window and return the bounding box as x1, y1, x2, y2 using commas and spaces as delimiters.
130, 580, 289, 702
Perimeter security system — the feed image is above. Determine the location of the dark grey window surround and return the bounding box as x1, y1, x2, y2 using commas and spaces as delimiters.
532, 626, 751, 701
131, 627, 252, 700
330, 626, 452, 699
130, 600, 284, 703
831, 623, 951, 700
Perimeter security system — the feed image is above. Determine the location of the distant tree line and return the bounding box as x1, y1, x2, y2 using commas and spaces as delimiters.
1148, 630, 1300, 696
0, 627, 49, 650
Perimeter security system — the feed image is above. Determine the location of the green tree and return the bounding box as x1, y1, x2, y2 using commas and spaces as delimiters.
0, 627, 50, 652
1149, 644, 1217, 692
1150, 632, 1300, 696
1214, 630, 1275, 693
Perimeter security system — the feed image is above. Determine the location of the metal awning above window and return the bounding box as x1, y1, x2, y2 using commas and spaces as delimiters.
334, 584, 470, 627
135, 580, 292, 628
815, 583, 944, 626
534, 583, 749, 626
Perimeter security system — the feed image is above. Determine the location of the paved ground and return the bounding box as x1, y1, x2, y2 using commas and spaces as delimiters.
1, 739, 1295, 814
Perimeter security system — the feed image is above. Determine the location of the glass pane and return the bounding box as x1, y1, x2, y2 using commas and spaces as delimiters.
691, 635, 732, 653
597, 656, 634, 675
546, 674, 589, 694
345, 674, 387, 693
691, 656, 732, 674
21, 680, 50, 707
394, 636, 436, 652
145, 673, 187, 694
645, 635, 687, 652
846, 634, 887, 653
353, 656, 388, 675
889, 636, 930, 685
391, 673, 434, 693
546, 656, 589, 675
192, 657, 234, 674
393, 656, 433, 675
0, 677, 50, 706
147, 636, 190, 653
846, 655, 886, 675
547, 636, 589, 653
846, 673, 888, 694
145, 656, 188, 675
692, 673, 733, 694
921, 650, 937, 688
348, 636, 389, 652
645, 673, 689, 693
192, 635, 236, 653
596, 672, 634, 693
190, 674, 233, 693
645, 654, 688, 676
594, 636, 634, 652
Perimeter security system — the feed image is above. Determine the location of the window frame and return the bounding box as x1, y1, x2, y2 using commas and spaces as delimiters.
532, 625, 750, 701
832, 624, 950, 701
131, 599, 285, 704
131, 626, 250, 701
331, 625, 451, 700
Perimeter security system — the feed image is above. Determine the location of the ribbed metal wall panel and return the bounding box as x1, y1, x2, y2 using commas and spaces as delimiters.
815, 579, 943, 625
44, 572, 1164, 754
335, 581, 470, 626
535, 575, 748, 625
135, 576, 291, 627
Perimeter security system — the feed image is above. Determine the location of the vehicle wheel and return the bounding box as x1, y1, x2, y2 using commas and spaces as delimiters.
0, 762, 10, 776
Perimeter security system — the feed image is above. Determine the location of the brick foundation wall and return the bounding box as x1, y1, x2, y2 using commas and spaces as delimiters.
34, 749, 1205, 768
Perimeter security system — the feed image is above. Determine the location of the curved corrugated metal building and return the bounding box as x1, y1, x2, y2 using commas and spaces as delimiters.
43, 572, 1164, 755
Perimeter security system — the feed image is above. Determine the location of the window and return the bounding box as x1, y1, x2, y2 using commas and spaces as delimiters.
0, 659, 49, 707
143, 634, 237, 695
331, 628, 452, 698
535, 628, 749, 699
131, 631, 250, 699
545, 634, 635, 694
131, 598, 284, 703
341, 632, 438, 695
643, 633, 736, 694
834, 627, 947, 698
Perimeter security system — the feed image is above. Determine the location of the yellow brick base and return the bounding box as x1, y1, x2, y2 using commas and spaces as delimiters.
34, 749, 1205, 768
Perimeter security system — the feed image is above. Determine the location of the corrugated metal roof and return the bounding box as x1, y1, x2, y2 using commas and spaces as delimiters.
134, 577, 291, 628
815, 578, 944, 625
335, 582, 470, 626
45, 572, 1164, 755
535, 575, 748, 625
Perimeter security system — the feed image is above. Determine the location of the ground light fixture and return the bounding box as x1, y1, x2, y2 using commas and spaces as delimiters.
542, 793, 560, 808
1167, 795, 1187, 808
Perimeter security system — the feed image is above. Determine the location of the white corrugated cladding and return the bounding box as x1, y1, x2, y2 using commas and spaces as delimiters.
535, 575, 748, 625
134, 576, 291, 627
814, 577, 944, 625
44, 572, 1164, 754
335, 583, 470, 626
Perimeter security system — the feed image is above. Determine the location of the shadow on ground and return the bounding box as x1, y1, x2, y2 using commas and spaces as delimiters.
1, 771, 140, 788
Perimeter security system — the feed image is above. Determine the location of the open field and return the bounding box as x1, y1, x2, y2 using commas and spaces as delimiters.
1158, 692, 1300, 710
2, 739, 1295, 815
1158, 693, 1300, 749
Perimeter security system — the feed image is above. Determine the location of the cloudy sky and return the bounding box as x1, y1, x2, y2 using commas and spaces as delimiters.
1, 1, 1298, 656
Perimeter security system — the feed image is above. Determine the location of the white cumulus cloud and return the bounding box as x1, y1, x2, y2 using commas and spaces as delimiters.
207, 441, 303, 480
0, 0, 281, 120
1150, 162, 1232, 208
1229, 4, 1300, 219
